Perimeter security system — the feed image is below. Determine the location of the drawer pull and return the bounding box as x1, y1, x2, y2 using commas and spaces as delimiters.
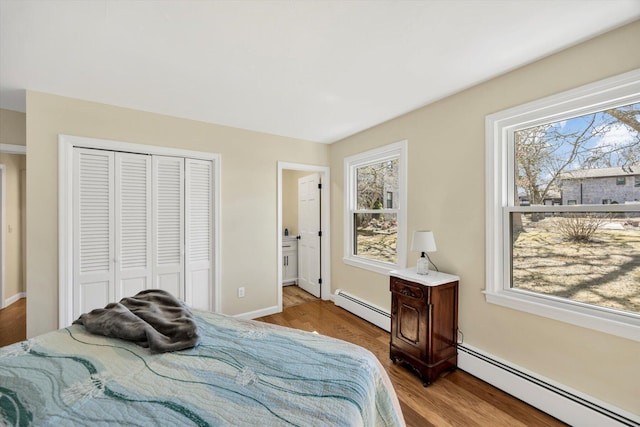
392, 279, 424, 299
398, 287, 420, 298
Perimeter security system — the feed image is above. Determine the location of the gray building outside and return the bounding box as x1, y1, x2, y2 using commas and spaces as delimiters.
559, 165, 640, 205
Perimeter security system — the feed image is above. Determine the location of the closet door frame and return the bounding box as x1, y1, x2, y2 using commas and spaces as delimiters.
58, 134, 220, 328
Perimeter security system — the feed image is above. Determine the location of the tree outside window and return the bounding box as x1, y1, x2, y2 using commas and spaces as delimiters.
486, 70, 640, 340
344, 141, 407, 274
512, 101, 640, 316
354, 159, 399, 263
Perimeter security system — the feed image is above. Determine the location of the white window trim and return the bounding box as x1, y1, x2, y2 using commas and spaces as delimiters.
58, 134, 221, 328
343, 140, 407, 274
485, 68, 640, 342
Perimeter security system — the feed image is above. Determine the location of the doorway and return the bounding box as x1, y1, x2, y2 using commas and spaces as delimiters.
0, 144, 27, 312
277, 162, 330, 313
0, 163, 4, 309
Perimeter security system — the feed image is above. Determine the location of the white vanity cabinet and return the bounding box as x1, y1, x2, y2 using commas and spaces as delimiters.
282, 236, 298, 285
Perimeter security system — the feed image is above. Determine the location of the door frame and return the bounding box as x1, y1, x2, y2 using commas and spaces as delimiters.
277, 162, 330, 312
0, 144, 27, 309
58, 134, 221, 328
0, 164, 5, 309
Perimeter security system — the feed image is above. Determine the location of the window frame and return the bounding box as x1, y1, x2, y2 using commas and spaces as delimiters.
343, 140, 407, 274
485, 69, 640, 342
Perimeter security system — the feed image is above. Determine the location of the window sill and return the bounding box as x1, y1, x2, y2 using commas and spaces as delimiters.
484, 288, 640, 342
343, 256, 401, 276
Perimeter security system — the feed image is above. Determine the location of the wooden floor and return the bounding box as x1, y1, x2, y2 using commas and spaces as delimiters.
0, 298, 27, 347
258, 296, 566, 427
283, 284, 318, 308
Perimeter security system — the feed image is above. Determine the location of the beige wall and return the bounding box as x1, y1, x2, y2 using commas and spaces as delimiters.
0, 109, 27, 303
282, 169, 314, 236
330, 21, 640, 414
0, 109, 27, 146
26, 92, 329, 336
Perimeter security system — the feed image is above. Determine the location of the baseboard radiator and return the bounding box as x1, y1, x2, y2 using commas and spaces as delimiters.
332, 291, 638, 426
458, 344, 640, 427
333, 289, 391, 332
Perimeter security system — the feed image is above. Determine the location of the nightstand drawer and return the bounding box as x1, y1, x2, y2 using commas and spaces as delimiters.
390, 277, 425, 300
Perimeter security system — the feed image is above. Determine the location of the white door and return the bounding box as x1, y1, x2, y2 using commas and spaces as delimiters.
72, 149, 213, 318
114, 152, 152, 300
73, 148, 115, 316
185, 158, 214, 310
74, 150, 153, 316
297, 173, 321, 298
152, 156, 185, 299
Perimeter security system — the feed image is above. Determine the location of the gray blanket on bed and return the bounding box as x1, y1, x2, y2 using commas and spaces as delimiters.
73, 289, 200, 353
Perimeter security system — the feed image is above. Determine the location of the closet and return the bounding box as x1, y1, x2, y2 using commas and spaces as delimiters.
72, 147, 214, 318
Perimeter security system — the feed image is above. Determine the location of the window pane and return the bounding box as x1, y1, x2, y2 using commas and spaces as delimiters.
356, 159, 399, 210
354, 212, 397, 264
511, 211, 640, 315
514, 102, 640, 206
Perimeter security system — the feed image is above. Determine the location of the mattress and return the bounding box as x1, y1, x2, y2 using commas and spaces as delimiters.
0, 309, 405, 426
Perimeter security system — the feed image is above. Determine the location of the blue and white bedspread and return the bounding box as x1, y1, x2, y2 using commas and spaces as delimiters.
0, 310, 405, 426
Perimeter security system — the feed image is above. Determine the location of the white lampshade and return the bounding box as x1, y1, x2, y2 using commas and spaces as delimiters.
411, 230, 437, 253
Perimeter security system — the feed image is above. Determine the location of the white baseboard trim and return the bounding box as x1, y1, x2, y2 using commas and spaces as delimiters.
4, 292, 26, 308
333, 289, 391, 332
234, 305, 279, 320
458, 344, 640, 427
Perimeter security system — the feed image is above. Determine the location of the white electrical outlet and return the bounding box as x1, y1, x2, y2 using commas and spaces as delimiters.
238, 287, 245, 298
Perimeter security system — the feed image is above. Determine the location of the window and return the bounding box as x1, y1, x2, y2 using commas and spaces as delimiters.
344, 141, 407, 274
486, 69, 640, 341
635, 176, 640, 188
616, 176, 626, 185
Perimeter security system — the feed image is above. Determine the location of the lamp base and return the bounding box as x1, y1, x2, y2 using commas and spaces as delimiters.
416, 256, 429, 275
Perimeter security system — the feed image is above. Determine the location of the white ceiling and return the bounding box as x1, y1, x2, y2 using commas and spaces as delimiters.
1, 1, 639, 143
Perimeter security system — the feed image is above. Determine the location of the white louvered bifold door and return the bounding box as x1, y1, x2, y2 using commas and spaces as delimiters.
114, 152, 152, 300
152, 156, 185, 299
185, 159, 214, 310
73, 148, 115, 317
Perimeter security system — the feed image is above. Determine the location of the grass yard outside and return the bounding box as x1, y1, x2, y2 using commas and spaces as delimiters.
512, 215, 640, 314
355, 229, 398, 264
355, 215, 398, 264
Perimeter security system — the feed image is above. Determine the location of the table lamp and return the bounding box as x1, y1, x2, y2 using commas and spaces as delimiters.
411, 230, 437, 275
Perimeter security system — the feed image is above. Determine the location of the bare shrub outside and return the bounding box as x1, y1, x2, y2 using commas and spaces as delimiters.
513, 101, 640, 315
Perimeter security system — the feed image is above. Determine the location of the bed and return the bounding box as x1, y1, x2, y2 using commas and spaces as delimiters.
0, 308, 405, 426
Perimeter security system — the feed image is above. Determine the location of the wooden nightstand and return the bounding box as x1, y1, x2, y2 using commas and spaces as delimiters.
389, 268, 459, 386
